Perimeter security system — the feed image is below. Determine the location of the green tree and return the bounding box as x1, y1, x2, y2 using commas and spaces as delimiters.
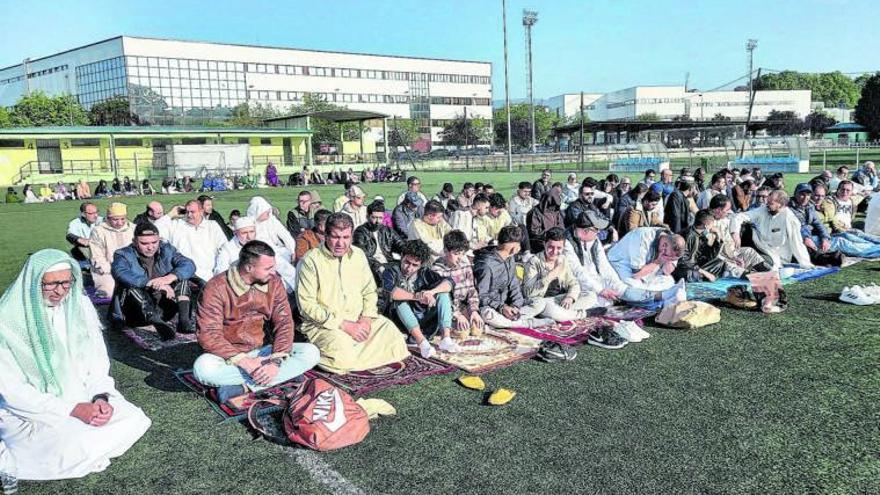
765, 110, 805, 136
88, 96, 141, 126
493, 104, 560, 149
226, 102, 282, 127
286, 93, 364, 152
10, 91, 89, 126
0, 106, 11, 128
803, 110, 837, 136
388, 118, 420, 148
754, 71, 862, 108
854, 73, 880, 140
636, 112, 660, 121
439, 115, 490, 147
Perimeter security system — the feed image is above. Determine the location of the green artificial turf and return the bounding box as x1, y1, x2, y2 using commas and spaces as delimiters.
2, 171, 878, 494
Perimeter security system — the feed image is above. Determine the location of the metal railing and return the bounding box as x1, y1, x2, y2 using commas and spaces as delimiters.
251, 154, 307, 168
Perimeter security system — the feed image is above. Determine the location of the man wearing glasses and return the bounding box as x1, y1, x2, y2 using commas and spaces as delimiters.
532, 169, 552, 201
396, 176, 427, 207
0, 249, 151, 480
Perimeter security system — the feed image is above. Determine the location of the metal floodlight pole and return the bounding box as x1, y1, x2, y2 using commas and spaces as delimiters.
523, 9, 538, 153
502, 0, 513, 172
747, 39, 758, 102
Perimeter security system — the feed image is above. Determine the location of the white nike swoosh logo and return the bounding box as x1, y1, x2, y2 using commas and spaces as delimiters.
323, 390, 347, 433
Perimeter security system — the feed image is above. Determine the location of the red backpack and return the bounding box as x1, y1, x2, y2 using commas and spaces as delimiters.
249, 378, 370, 451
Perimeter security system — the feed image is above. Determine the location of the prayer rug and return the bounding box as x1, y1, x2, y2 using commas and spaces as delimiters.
85, 285, 111, 306
121, 325, 198, 351
304, 354, 456, 396
173, 369, 303, 422
508, 317, 610, 345
431, 329, 542, 374
841, 256, 869, 268
782, 265, 840, 283
598, 305, 661, 322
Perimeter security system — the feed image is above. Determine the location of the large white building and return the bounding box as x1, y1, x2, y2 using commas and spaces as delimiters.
547, 86, 812, 122
0, 36, 493, 145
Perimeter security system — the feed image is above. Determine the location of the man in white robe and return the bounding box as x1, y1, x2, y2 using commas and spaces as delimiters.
247, 196, 298, 262
167, 199, 227, 282
0, 249, 150, 481
214, 217, 297, 292
730, 190, 814, 269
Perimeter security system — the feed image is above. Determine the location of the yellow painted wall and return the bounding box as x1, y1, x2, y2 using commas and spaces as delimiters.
0, 140, 38, 185
342, 140, 377, 154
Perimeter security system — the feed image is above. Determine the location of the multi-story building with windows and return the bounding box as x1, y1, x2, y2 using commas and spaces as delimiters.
547, 86, 811, 122
0, 36, 493, 146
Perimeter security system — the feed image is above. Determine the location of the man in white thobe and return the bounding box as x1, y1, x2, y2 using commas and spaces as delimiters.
0, 249, 150, 481
167, 199, 227, 282
214, 217, 297, 292
730, 190, 814, 269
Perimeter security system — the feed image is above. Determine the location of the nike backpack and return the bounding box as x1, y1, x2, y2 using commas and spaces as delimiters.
283, 378, 370, 451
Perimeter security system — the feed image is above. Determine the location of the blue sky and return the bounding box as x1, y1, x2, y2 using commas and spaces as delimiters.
0, 0, 876, 98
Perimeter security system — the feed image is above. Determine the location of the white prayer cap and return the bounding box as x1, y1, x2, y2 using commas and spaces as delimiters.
45, 261, 71, 273
233, 216, 256, 231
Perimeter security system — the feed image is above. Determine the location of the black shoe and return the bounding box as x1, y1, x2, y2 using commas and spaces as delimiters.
217, 384, 247, 404
536, 341, 578, 362
587, 326, 627, 350
176, 315, 196, 334
152, 320, 177, 341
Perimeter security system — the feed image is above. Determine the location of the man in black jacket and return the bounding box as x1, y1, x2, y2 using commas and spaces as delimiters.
564, 182, 616, 243
531, 169, 552, 201
664, 180, 695, 235
286, 190, 315, 238
353, 200, 405, 283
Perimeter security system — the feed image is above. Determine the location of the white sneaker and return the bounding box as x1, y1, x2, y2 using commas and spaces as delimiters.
624, 320, 651, 341
438, 336, 461, 353
840, 286, 875, 306
418, 340, 436, 358
612, 321, 643, 343
860, 284, 880, 303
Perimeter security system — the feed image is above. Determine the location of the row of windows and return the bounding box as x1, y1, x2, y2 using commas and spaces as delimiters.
247, 89, 488, 107
430, 118, 492, 127
0, 64, 69, 85
127, 66, 246, 83
127, 76, 245, 91
124, 55, 490, 86
0, 137, 282, 149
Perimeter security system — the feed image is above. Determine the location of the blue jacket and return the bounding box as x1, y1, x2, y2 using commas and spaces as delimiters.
111, 241, 196, 290
109, 241, 196, 323
788, 199, 831, 242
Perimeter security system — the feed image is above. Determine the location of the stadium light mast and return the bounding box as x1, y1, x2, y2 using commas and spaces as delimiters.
523, 9, 538, 153
502, 0, 513, 172
746, 39, 758, 101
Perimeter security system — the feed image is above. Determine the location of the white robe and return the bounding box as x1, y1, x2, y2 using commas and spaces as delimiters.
865, 194, 880, 236
167, 218, 227, 282
606, 227, 676, 291
730, 206, 814, 269
214, 238, 297, 292
0, 297, 150, 480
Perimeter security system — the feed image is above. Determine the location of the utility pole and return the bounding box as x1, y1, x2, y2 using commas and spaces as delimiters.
502, 0, 513, 172
747, 39, 758, 103
22, 58, 30, 96
523, 9, 538, 153
579, 91, 585, 171
463, 106, 469, 170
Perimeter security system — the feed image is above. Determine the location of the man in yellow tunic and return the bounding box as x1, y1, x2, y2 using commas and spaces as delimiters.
296, 213, 410, 374
407, 200, 452, 259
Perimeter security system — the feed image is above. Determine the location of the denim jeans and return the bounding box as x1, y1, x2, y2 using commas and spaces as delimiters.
821, 231, 880, 258
193, 343, 320, 390
395, 292, 453, 338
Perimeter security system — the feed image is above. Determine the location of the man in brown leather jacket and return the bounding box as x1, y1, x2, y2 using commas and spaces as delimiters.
193, 240, 320, 403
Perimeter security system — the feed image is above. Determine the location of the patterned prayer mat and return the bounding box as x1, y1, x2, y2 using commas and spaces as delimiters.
431, 329, 542, 374
173, 369, 304, 422
508, 317, 610, 345
305, 354, 457, 397
122, 325, 198, 351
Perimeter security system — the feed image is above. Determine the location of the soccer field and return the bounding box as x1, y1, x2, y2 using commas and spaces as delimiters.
3, 171, 879, 495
